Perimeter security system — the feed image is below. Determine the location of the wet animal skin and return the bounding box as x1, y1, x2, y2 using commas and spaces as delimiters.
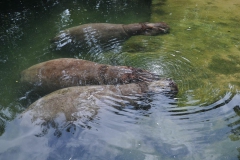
20, 58, 161, 93
51, 22, 170, 48
19, 79, 178, 133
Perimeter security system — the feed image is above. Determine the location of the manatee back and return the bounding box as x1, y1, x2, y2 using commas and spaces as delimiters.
52, 23, 130, 48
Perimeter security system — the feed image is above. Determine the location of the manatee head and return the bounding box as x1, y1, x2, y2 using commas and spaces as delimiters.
142, 22, 170, 35
147, 78, 178, 94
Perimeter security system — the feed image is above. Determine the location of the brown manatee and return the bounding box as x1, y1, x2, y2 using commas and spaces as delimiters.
20, 58, 160, 93
19, 79, 178, 135
51, 22, 170, 50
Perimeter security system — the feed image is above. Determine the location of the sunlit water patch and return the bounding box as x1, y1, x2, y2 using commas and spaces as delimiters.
117, 0, 240, 107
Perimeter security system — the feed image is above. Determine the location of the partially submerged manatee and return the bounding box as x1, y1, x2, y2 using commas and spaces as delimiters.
19, 79, 178, 134
51, 22, 170, 49
20, 58, 160, 93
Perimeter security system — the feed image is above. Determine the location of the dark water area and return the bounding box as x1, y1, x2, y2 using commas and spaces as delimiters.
0, 0, 240, 159
0, 0, 152, 111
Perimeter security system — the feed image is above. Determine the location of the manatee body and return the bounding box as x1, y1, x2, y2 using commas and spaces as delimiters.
20, 79, 178, 132
51, 22, 170, 49
20, 58, 160, 93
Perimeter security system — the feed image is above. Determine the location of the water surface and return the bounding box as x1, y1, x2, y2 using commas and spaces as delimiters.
0, 0, 240, 159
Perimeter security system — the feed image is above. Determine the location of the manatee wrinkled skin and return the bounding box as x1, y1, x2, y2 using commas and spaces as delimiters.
51, 22, 170, 49
20, 79, 178, 131
20, 58, 160, 93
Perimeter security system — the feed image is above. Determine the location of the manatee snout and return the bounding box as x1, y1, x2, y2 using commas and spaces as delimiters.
143, 22, 170, 35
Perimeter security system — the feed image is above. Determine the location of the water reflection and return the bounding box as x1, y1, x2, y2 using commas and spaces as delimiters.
0, 93, 178, 160
1, 92, 240, 159
228, 105, 240, 141
56, 9, 72, 29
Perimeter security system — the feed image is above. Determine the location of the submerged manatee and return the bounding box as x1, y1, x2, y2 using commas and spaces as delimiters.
51, 22, 170, 50
20, 58, 160, 93
19, 79, 178, 135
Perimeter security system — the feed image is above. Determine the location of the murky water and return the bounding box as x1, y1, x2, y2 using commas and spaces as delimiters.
0, 0, 240, 159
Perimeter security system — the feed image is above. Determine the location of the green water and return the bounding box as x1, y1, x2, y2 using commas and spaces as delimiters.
0, 0, 240, 159
120, 0, 240, 105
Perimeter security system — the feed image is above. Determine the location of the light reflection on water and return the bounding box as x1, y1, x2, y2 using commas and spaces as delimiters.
0, 0, 240, 159
0, 92, 239, 159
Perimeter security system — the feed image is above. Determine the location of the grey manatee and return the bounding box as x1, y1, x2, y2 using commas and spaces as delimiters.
51, 22, 170, 50
19, 79, 177, 136
20, 58, 160, 93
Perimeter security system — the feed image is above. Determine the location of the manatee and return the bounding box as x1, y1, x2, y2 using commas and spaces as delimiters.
51, 22, 170, 50
19, 79, 178, 135
20, 58, 160, 93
